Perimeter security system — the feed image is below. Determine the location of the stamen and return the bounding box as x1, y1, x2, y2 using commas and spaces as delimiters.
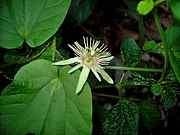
83, 37, 87, 48
90, 37, 92, 49
86, 37, 89, 49
99, 44, 107, 52
93, 41, 100, 50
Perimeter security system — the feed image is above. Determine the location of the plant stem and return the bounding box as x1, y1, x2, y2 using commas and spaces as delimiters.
105, 66, 163, 72
94, 93, 146, 101
154, 0, 166, 5
152, 8, 169, 81
94, 93, 120, 99
0, 42, 50, 68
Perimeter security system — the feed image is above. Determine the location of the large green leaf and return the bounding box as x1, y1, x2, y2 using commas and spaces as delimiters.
102, 98, 139, 135
0, 0, 71, 49
166, 26, 180, 82
120, 38, 141, 67
0, 59, 92, 135
138, 101, 160, 129
168, 0, 180, 21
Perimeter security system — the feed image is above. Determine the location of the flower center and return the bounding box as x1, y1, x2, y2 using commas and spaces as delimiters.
85, 57, 92, 64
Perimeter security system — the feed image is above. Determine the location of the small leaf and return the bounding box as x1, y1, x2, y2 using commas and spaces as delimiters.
0, 0, 71, 49
0, 59, 92, 135
143, 40, 161, 54
137, 0, 154, 15
138, 101, 160, 129
102, 98, 139, 135
120, 38, 141, 67
161, 88, 177, 110
151, 83, 164, 96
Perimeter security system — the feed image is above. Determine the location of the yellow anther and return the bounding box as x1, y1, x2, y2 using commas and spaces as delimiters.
91, 50, 96, 56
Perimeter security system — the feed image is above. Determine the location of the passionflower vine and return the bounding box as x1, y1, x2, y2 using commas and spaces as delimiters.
53, 37, 114, 94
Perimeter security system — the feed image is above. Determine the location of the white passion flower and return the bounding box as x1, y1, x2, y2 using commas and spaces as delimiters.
53, 37, 114, 94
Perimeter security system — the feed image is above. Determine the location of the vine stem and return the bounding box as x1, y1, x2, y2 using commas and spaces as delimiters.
154, 0, 166, 5
94, 93, 146, 101
105, 66, 163, 72
0, 42, 50, 68
152, 8, 169, 81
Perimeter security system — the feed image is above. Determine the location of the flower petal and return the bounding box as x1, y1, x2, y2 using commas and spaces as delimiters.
76, 66, 90, 94
98, 56, 114, 62
52, 57, 80, 66
96, 67, 114, 84
68, 64, 83, 73
91, 68, 101, 82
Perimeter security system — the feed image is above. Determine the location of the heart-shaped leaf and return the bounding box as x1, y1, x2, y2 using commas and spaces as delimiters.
0, 0, 71, 49
0, 59, 92, 135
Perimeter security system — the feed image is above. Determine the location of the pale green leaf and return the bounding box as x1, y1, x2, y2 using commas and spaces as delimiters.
137, 0, 154, 15
143, 40, 161, 54
0, 59, 92, 135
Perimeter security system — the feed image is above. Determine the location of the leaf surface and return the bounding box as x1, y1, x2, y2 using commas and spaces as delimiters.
138, 101, 160, 129
120, 38, 141, 67
166, 26, 180, 83
0, 0, 71, 48
102, 98, 139, 135
0, 59, 92, 135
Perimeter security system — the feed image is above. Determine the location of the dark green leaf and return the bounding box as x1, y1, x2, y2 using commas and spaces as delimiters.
4, 50, 26, 63
0, 59, 92, 135
151, 83, 164, 96
102, 98, 139, 135
121, 0, 140, 21
161, 88, 177, 110
120, 38, 141, 67
0, 0, 71, 49
137, 0, 154, 15
68, 0, 97, 23
138, 101, 160, 129
165, 68, 177, 81
166, 26, 180, 82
